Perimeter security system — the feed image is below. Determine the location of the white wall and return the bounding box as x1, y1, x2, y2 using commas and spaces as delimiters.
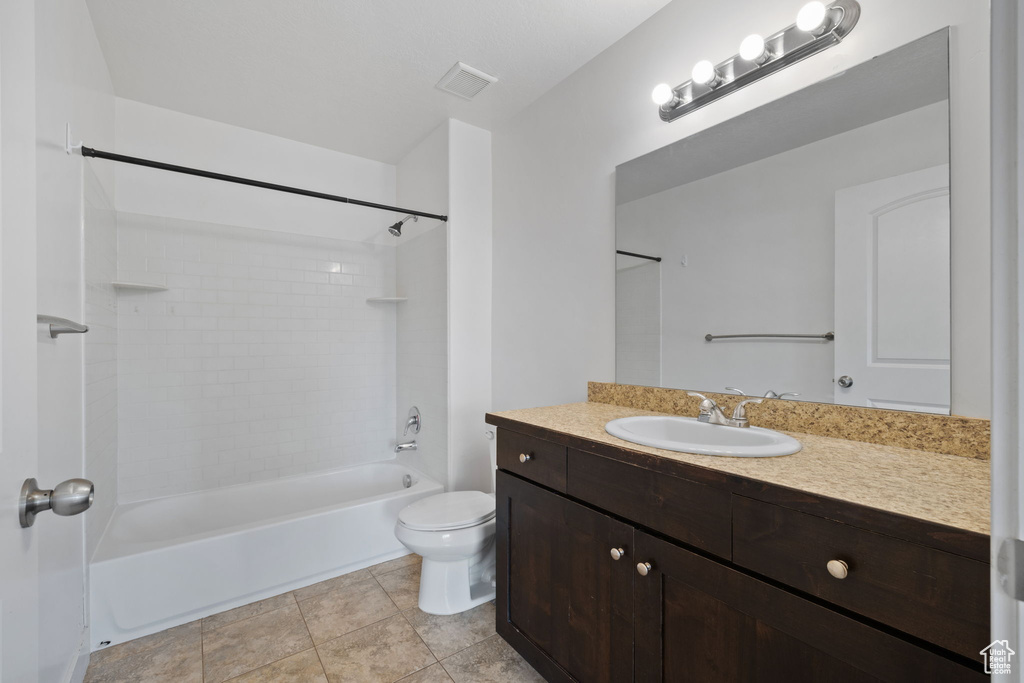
492, 0, 990, 418
83, 165, 118, 558
396, 124, 450, 486
114, 98, 396, 241
34, 0, 116, 679
616, 102, 948, 403
447, 120, 493, 493
394, 118, 493, 493
116, 213, 397, 502
395, 227, 449, 485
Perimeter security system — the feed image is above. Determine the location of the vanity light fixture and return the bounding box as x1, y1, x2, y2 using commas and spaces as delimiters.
651, 0, 860, 123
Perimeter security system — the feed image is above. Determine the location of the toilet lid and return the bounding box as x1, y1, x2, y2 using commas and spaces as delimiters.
399, 491, 496, 531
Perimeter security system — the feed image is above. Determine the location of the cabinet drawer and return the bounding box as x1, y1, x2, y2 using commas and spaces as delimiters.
497, 430, 567, 492
567, 449, 731, 559
733, 496, 989, 661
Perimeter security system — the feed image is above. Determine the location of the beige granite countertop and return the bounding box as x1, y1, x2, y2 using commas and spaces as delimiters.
489, 402, 991, 536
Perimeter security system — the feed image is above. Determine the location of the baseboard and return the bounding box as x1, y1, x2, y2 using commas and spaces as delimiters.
67, 628, 90, 683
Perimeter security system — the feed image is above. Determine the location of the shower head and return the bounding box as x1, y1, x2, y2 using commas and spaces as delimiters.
388, 214, 418, 237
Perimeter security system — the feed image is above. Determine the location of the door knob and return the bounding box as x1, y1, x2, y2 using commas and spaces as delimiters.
636, 561, 652, 576
20, 477, 94, 528
837, 375, 854, 388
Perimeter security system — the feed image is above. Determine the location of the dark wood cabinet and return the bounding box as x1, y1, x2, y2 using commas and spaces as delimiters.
732, 495, 989, 660
567, 449, 732, 559
497, 470, 634, 683
634, 530, 984, 682
492, 427, 989, 682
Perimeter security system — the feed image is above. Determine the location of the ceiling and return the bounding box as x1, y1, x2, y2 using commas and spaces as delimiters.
85, 0, 673, 164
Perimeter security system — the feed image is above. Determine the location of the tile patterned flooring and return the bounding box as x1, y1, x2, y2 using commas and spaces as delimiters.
84, 554, 543, 683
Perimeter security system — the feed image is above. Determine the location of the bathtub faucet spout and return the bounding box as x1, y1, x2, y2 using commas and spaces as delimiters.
395, 440, 418, 453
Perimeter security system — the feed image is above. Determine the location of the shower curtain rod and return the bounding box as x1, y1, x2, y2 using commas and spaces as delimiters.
80, 146, 449, 223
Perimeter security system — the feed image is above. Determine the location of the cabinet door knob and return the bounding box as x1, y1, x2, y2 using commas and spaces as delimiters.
519, 453, 532, 463
636, 561, 652, 576
610, 547, 625, 561
826, 559, 849, 579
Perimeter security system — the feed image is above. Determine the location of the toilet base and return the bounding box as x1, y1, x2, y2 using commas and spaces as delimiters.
417, 544, 496, 615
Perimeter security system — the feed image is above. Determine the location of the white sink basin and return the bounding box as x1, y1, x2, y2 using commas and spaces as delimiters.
605, 415, 801, 458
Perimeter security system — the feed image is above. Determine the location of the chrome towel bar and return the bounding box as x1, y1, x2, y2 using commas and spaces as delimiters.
38, 314, 89, 338
705, 331, 834, 342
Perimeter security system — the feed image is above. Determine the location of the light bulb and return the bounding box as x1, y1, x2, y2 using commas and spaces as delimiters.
796, 1, 829, 33
739, 34, 767, 62
651, 83, 675, 106
691, 60, 717, 86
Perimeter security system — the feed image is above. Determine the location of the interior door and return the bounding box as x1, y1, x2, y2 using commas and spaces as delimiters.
834, 164, 951, 414
0, 4, 42, 681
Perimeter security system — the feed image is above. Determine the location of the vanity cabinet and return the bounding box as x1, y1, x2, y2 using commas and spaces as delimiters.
496, 470, 634, 683
494, 429, 987, 682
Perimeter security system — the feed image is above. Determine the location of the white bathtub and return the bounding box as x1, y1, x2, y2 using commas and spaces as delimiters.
90, 460, 442, 649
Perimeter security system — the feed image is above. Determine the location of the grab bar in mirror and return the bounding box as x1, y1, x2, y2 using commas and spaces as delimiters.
705, 331, 834, 342
38, 315, 89, 338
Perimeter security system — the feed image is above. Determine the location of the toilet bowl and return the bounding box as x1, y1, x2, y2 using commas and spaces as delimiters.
394, 490, 496, 615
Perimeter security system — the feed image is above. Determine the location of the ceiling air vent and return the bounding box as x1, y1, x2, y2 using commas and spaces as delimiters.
436, 62, 497, 100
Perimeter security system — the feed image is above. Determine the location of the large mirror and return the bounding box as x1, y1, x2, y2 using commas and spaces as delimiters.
615, 30, 954, 414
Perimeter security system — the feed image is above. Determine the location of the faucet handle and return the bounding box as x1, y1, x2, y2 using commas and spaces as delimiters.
731, 398, 763, 420
776, 392, 800, 400
724, 387, 746, 395
403, 406, 421, 436
687, 391, 717, 408
688, 392, 720, 423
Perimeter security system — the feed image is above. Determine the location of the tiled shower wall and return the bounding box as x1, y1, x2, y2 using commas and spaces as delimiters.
395, 225, 448, 486
84, 166, 119, 555
116, 213, 397, 502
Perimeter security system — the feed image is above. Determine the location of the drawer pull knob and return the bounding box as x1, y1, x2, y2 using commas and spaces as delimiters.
827, 559, 849, 579
610, 547, 625, 561
519, 453, 532, 463
636, 561, 652, 576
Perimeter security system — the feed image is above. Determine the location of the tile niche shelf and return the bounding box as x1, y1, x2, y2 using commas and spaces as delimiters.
366, 297, 408, 303
111, 281, 169, 292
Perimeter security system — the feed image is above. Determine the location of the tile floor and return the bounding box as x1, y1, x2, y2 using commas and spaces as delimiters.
84, 554, 544, 683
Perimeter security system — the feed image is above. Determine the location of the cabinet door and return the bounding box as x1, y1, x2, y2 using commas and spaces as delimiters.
633, 531, 984, 683
496, 471, 634, 683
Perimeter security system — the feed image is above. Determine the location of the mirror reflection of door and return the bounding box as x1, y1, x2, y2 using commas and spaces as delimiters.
834, 165, 951, 414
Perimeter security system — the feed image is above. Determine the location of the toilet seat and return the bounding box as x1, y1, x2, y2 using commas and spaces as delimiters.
398, 491, 495, 531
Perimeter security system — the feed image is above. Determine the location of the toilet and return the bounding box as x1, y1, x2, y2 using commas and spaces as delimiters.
394, 490, 497, 615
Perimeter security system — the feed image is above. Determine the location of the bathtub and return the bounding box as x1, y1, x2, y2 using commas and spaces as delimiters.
90, 460, 442, 649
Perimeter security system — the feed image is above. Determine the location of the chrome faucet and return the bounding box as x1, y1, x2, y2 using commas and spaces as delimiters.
725, 387, 800, 400
395, 440, 418, 453
763, 390, 800, 400
688, 392, 763, 428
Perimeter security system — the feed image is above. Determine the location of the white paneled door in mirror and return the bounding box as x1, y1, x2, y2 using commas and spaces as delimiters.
834, 165, 950, 414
